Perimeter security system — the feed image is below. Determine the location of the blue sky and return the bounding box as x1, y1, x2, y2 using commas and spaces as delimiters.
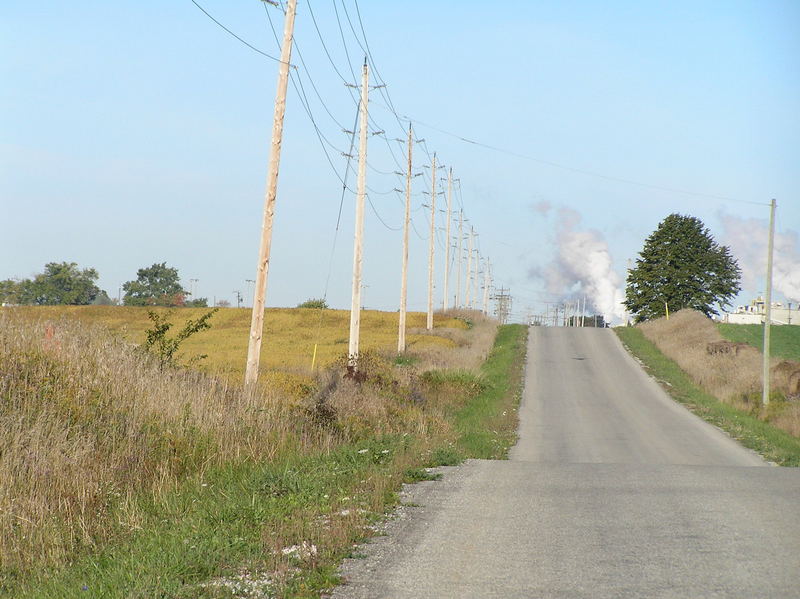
2, 1, 798, 321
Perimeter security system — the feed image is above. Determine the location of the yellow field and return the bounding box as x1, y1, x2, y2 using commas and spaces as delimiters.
8, 306, 469, 391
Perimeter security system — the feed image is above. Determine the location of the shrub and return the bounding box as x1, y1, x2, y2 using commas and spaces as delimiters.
297, 298, 328, 310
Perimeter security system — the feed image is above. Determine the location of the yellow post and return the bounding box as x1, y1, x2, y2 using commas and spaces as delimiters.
311, 343, 318, 371
665, 302, 670, 320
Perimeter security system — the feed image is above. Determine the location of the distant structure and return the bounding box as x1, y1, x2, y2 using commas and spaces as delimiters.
492, 288, 512, 325
722, 296, 798, 326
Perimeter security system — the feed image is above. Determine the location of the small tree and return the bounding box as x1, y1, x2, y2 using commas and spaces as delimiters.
624, 214, 741, 322
142, 308, 218, 369
123, 262, 186, 307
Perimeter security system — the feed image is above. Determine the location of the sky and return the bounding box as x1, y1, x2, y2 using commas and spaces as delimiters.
2, 0, 799, 323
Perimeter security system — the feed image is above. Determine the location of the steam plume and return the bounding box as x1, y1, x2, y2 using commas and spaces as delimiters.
531, 207, 625, 321
719, 213, 800, 302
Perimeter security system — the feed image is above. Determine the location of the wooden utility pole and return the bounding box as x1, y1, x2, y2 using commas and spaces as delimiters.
472, 247, 480, 308
465, 227, 473, 308
455, 210, 463, 308
397, 124, 412, 353
482, 258, 490, 314
244, 0, 297, 386
348, 60, 369, 369
762, 198, 777, 407
581, 295, 586, 327
442, 168, 453, 311
426, 154, 437, 330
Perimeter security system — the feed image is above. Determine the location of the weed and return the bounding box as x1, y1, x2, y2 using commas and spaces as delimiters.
142, 308, 218, 369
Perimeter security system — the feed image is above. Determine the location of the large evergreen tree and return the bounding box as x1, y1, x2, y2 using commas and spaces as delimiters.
624, 214, 741, 322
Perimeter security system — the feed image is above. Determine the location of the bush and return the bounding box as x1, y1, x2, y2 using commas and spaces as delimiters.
297, 298, 328, 309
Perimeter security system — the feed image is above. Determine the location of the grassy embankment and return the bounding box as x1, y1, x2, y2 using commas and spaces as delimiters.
0, 306, 526, 598
616, 312, 800, 466
718, 322, 800, 362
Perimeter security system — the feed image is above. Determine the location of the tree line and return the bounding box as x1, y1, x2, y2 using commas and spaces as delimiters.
0, 262, 210, 308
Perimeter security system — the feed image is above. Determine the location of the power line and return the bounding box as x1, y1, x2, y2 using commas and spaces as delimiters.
391, 110, 770, 206
189, 0, 283, 63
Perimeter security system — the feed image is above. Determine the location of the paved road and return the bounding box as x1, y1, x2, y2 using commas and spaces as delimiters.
330, 327, 800, 598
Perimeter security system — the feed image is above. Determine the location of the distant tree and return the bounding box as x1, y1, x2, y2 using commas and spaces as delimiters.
0, 279, 22, 305
92, 290, 114, 305
9, 262, 101, 305
215, 299, 231, 308
185, 298, 208, 308
122, 262, 187, 307
624, 214, 741, 322
297, 298, 328, 309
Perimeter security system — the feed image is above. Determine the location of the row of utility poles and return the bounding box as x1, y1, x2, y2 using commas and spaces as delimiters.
244, 1, 496, 384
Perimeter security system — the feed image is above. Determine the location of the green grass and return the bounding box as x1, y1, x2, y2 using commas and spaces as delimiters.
453, 324, 527, 459
718, 322, 800, 361
6, 324, 528, 598
616, 326, 800, 467
8, 437, 415, 599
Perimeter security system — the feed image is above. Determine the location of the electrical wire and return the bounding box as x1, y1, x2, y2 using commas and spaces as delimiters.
189, 0, 284, 63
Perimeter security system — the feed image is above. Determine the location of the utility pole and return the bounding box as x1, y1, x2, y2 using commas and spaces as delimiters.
581, 295, 586, 327
492, 287, 512, 324
426, 153, 437, 330
455, 210, 463, 308
482, 258, 490, 314
762, 198, 777, 407
398, 123, 412, 353
348, 59, 370, 369
244, 0, 297, 386
465, 228, 473, 309
442, 168, 453, 312
472, 247, 480, 308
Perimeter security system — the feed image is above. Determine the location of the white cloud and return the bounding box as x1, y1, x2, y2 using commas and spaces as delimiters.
719, 213, 800, 302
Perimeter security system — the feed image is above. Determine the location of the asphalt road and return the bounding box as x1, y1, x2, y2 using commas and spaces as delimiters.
330, 327, 800, 598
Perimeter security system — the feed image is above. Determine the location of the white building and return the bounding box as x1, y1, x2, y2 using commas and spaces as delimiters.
722, 297, 799, 326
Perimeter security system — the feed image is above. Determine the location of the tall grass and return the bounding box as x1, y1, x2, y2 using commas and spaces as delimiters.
0, 313, 300, 576
637, 309, 800, 437
0, 308, 507, 595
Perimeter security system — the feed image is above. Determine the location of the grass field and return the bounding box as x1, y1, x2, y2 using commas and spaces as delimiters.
718, 322, 800, 361
9, 305, 469, 371
1, 306, 525, 597
7, 306, 477, 399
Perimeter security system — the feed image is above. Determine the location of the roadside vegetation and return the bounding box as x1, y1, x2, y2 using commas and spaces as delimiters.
0, 306, 526, 597
616, 310, 800, 466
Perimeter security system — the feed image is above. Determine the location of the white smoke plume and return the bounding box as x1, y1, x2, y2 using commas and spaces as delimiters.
531, 207, 625, 321
719, 213, 800, 302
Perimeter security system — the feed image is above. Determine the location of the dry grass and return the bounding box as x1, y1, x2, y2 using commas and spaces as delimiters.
0, 314, 298, 572
0, 307, 497, 582
408, 309, 497, 371
638, 309, 800, 436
